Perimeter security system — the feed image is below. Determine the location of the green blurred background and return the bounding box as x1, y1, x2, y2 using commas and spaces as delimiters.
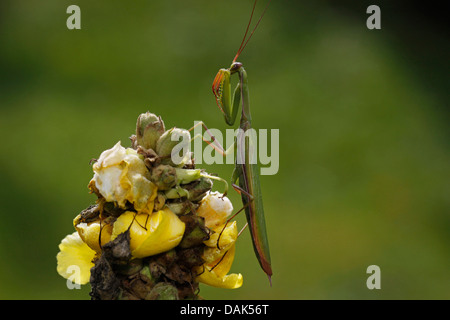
0, 0, 448, 299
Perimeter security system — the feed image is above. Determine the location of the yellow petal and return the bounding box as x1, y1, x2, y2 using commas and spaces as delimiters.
111, 211, 150, 250
196, 266, 243, 289
56, 232, 96, 285
75, 220, 113, 253
203, 221, 237, 250
205, 244, 236, 278
196, 243, 242, 289
111, 208, 185, 258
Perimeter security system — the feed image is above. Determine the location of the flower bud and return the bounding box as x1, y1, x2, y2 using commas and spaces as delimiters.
151, 167, 202, 191
145, 282, 179, 300
166, 201, 193, 215
150, 164, 177, 190
139, 265, 156, 285
175, 168, 202, 185
136, 112, 165, 150
156, 128, 191, 166
164, 177, 212, 201
188, 177, 213, 202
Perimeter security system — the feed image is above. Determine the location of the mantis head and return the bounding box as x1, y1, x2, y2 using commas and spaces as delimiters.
230, 62, 243, 73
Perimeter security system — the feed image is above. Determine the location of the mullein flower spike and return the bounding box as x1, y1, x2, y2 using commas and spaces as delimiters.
56, 112, 243, 299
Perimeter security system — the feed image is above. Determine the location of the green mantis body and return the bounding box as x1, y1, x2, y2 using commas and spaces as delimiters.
211, 40, 273, 281
185, 0, 273, 283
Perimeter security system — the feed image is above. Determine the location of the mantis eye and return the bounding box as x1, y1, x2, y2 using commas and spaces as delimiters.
230, 62, 243, 73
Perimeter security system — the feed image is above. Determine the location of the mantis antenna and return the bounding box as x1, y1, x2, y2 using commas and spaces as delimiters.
233, 0, 272, 63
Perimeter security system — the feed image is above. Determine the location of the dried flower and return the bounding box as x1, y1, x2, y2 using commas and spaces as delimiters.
89, 142, 157, 214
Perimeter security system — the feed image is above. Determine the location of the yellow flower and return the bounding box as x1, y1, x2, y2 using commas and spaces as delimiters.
203, 221, 238, 262
196, 243, 243, 289
74, 217, 113, 253
71, 208, 186, 259
111, 208, 185, 258
58, 207, 185, 285
89, 142, 157, 214
195, 192, 243, 289
56, 232, 96, 285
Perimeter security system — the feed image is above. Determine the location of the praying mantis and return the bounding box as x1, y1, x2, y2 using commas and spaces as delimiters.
192, 0, 273, 284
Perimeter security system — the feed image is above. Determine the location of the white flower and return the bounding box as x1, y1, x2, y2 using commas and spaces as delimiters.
89, 142, 157, 213
195, 191, 243, 289
196, 191, 233, 229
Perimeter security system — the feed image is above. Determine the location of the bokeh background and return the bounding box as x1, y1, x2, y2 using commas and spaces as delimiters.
0, 0, 448, 299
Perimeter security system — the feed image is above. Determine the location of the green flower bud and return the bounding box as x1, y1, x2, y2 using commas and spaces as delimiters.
166, 201, 193, 215
156, 128, 191, 166
151, 167, 201, 190
164, 177, 212, 201
145, 282, 179, 300
187, 177, 213, 202
175, 168, 202, 184
164, 186, 189, 200
139, 265, 156, 286
150, 164, 177, 190
136, 112, 165, 150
